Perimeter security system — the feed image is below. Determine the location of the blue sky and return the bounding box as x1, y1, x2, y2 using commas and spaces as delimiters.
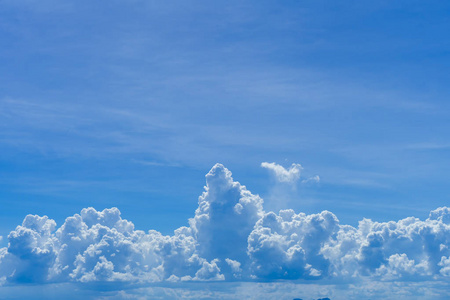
1, 1, 450, 299
2, 0, 449, 234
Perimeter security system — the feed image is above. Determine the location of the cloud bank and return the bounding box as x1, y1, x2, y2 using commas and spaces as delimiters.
0, 164, 449, 291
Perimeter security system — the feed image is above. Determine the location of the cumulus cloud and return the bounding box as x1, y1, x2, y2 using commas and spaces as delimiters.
0, 163, 449, 292
261, 162, 303, 183
261, 162, 320, 186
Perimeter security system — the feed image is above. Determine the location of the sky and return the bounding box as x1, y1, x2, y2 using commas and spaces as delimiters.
0, 1, 450, 299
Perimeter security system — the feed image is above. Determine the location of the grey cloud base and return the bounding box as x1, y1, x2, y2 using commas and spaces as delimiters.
1, 164, 449, 286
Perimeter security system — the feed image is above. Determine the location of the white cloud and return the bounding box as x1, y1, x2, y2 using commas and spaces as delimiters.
190, 163, 264, 267
261, 162, 303, 183
438, 256, 450, 277
247, 209, 339, 279
0, 163, 449, 294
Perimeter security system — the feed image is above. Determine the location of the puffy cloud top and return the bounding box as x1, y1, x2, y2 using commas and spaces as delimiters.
190, 163, 263, 266
0, 164, 449, 287
261, 162, 303, 183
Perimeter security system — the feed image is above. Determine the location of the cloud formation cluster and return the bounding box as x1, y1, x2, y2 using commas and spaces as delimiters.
0, 164, 449, 287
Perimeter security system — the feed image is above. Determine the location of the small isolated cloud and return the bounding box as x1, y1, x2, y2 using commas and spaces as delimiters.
302, 175, 320, 185
261, 162, 303, 183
